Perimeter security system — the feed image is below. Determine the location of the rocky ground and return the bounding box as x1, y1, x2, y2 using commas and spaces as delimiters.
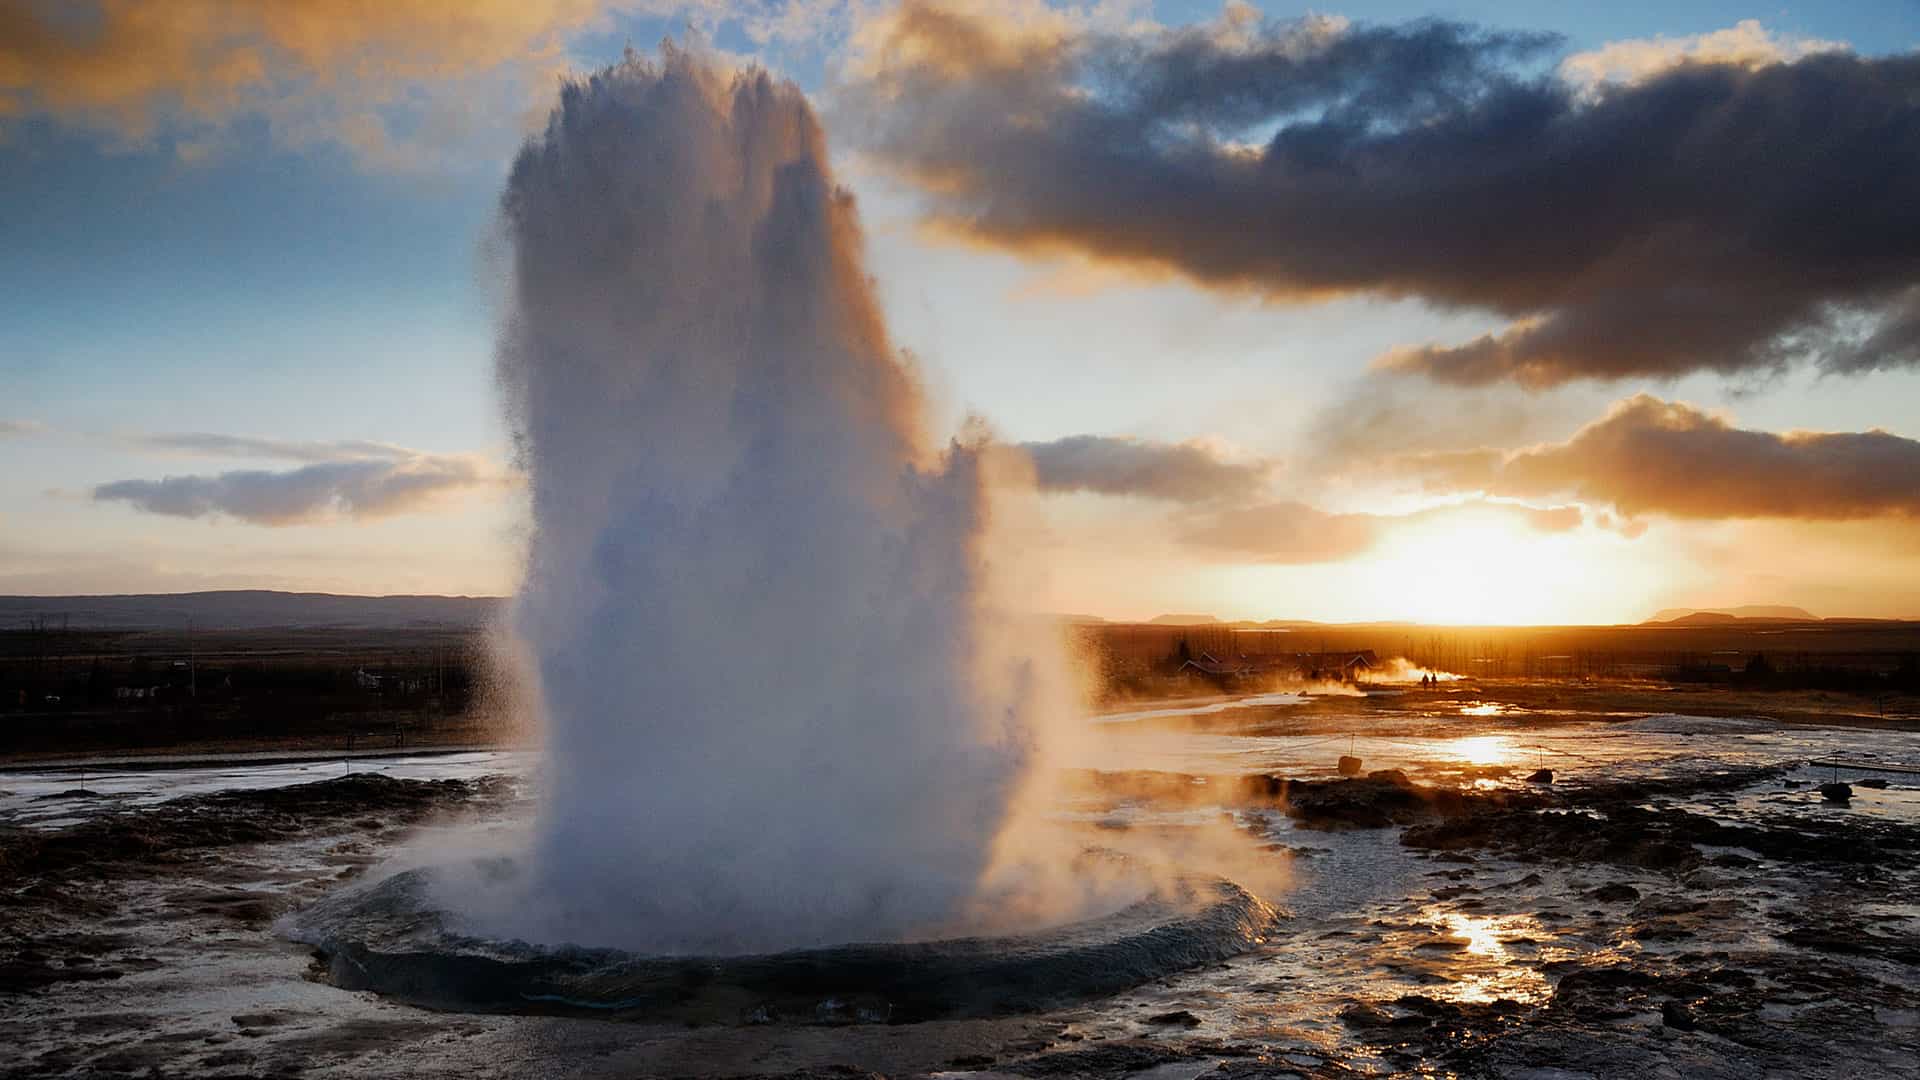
1, 744, 1916, 1078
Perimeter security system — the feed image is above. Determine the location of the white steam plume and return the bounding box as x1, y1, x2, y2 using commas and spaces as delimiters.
491, 45, 1080, 954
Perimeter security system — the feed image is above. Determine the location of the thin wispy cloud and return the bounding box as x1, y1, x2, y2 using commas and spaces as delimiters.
841, 3, 1920, 387
128, 432, 419, 464
1018, 434, 1270, 503
92, 455, 504, 527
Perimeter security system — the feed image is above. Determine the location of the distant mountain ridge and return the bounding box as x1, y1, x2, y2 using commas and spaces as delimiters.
0, 593, 1856, 632
0, 590, 503, 631
1646, 605, 1817, 624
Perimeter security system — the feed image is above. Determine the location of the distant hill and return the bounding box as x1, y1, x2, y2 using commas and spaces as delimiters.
1662, 612, 1742, 626
1646, 604, 1817, 624
1148, 613, 1222, 626
0, 590, 502, 631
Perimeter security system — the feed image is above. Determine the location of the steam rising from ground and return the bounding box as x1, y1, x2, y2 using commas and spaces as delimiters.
487, 46, 1093, 954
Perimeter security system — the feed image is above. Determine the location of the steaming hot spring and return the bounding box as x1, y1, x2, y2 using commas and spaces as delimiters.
285, 47, 1275, 1023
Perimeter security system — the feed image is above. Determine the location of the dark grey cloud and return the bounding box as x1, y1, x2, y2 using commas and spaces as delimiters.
1179, 498, 1583, 564
1019, 434, 1268, 502
93, 456, 496, 526
1406, 394, 1920, 520
844, 4, 1920, 386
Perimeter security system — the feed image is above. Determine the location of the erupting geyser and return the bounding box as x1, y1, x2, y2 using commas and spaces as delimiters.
492, 45, 1070, 954
292, 49, 1277, 1016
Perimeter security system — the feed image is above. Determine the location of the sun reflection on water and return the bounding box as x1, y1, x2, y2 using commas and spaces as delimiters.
1450, 735, 1517, 765
1434, 913, 1551, 1005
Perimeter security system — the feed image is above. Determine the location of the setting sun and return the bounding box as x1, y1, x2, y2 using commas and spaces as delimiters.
1344, 508, 1598, 624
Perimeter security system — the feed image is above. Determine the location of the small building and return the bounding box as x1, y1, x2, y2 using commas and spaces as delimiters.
1179, 652, 1257, 678
1297, 651, 1379, 683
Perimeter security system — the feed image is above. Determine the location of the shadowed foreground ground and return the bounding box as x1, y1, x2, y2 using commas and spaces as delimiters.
3, 692, 1918, 1079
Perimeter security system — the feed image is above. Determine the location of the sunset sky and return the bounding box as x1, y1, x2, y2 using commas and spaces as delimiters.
5, 1, 1920, 624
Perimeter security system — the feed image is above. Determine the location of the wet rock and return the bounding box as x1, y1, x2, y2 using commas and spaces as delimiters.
1549, 964, 1663, 1023
0, 956, 127, 994
1526, 768, 1554, 784
1857, 778, 1889, 790
1777, 922, 1920, 966
1253, 775, 1433, 830
0, 774, 515, 884
1392, 993, 1524, 1032
1338, 1002, 1416, 1029
1627, 841, 1698, 870
1587, 883, 1641, 904
1819, 782, 1852, 802
1143, 1010, 1202, 1028
1366, 769, 1409, 785
1337, 756, 1364, 776
1007, 1042, 1195, 1075
1660, 999, 1697, 1031
1199, 1057, 1327, 1080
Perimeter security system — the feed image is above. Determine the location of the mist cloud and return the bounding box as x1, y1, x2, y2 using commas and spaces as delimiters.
1019, 434, 1268, 503
1408, 395, 1920, 521
0, 419, 44, 438
92, 455, 498, 526
843, 4, 1920, 386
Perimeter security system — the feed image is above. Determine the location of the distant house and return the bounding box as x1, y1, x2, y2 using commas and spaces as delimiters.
1179, 649, 1379, 684
1179, 652, 1259, 678
1297, 651, 1379, 683
354, 669, 383, 691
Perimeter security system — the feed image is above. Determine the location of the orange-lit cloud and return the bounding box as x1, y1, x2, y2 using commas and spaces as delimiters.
0, 1, 863, 165
1405, 395, 1920, 522
0, 1, 601, 144
1558, 19, 1846, 95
